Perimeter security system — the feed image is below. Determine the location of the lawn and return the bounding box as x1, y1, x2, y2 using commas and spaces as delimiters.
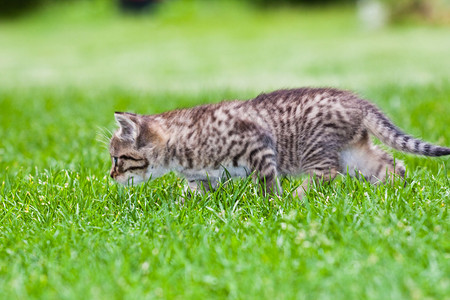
0, 1, 449, 299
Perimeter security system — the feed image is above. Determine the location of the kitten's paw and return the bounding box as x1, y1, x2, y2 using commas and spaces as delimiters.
292, 186, 306, 199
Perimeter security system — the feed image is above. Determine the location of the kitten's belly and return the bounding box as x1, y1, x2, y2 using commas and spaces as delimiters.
339, 147, 372, 176
180, 165, 250, 181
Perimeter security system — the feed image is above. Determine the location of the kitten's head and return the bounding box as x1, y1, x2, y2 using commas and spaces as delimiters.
109, 112, 168, 185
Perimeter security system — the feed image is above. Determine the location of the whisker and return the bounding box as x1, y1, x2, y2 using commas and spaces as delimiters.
96, 126, 114, 150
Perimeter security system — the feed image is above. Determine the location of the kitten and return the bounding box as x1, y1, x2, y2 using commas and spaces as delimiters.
109, 88, 450, 197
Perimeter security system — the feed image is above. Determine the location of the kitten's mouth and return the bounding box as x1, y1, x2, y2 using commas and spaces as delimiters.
112, 174, 143, 186
127, 175, 147, 186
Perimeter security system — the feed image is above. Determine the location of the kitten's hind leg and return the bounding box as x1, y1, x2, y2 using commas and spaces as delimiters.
340, 139, 406, 184
294, 147, 341, 198
368, 146, 405, 184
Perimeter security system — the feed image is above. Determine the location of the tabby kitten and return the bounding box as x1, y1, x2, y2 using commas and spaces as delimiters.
109, 88, 450, 197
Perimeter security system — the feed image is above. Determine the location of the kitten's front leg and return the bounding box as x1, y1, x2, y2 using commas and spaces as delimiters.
181, 177, 219, 202
293, 168, 338, 199
187, 178, 218, 194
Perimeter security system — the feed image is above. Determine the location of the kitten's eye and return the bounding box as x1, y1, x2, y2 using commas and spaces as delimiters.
113, 157, 118, 166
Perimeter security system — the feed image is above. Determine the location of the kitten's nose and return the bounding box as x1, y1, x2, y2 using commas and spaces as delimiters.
110, 171, 115, 179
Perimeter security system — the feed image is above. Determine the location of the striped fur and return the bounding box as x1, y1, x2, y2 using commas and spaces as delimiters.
364, 104, 450, 156
109, 88, 450, 197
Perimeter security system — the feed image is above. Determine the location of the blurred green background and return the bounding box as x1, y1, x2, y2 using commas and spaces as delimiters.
1, 0, 449, 93
0, 0, 449, 91
1, 0, 450, 170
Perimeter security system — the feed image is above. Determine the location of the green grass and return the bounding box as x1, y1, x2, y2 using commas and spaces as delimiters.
0, 1, 449, 299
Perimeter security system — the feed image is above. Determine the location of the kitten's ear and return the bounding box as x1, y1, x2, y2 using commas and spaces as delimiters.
114, 112, 139, 142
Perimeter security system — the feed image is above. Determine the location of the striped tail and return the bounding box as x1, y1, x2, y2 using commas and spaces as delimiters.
363, 104, 450, 157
